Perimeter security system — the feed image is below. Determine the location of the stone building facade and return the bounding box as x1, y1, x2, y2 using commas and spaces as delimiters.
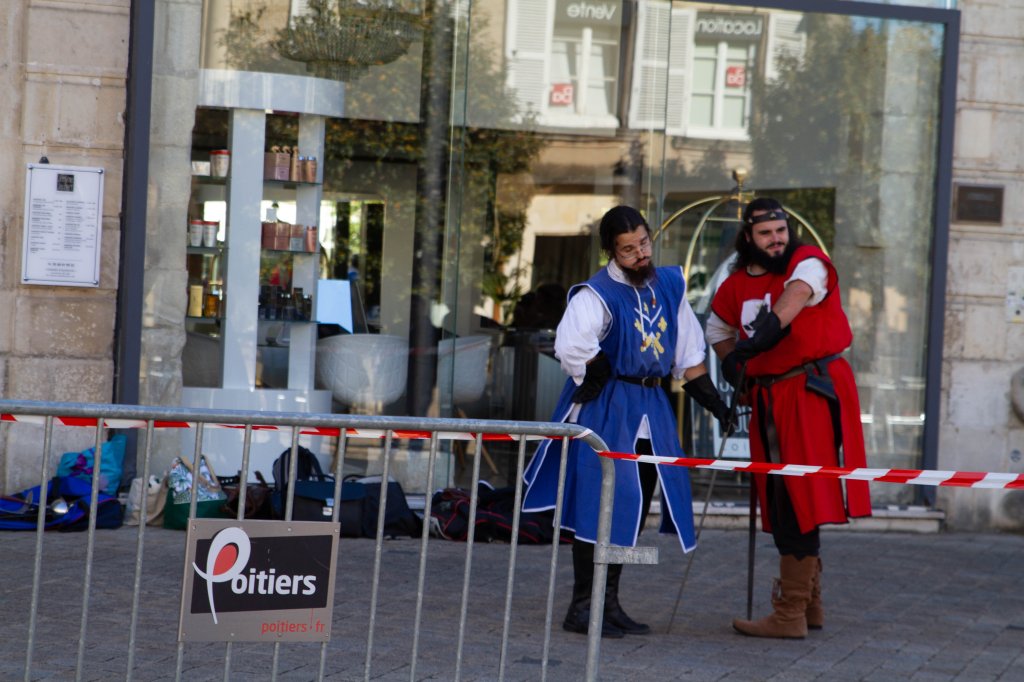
0, 1, 130, 484
0, 0, 1022, 534
939, 0, 1024, 530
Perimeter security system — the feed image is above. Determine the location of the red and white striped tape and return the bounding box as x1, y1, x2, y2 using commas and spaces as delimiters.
3, 412, 1020, 488
0, 413, 536, 442
600, 452, 1024, 489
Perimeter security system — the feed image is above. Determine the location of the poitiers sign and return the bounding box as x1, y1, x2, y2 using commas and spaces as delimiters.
179, 519, 339, 642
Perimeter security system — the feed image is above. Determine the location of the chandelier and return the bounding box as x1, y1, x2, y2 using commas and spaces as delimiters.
275, 0, 422, 82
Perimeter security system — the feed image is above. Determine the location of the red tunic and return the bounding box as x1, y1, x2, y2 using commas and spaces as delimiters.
711, 246, 872, 533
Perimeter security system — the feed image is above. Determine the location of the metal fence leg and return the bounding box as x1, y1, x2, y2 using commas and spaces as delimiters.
321, 427, 350, 681
585, 453, 616, 682
271, 425, 285, 682
497, 437, 529, 682
454, 432, 485, 681
410, 432, 439, 682
24, 415, 54, 682
176, 420, 207, 682
365, 430, 396, 682
541, 436, 572, 682
75, 420, 105, 681
127, 420, 156, 681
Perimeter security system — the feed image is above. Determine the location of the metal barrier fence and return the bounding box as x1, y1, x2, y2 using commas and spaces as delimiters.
0, 399, 640, 682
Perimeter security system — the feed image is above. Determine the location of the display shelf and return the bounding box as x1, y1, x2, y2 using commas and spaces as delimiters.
263, 179, 321, 189
192, 175, 227, 185
186, 110, 324, 394
257, 319, 319, 326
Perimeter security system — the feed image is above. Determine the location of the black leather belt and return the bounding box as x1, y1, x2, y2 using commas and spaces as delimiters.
752, 352, 846, 472
618, 375, 663, 388
752, 353, 842, 387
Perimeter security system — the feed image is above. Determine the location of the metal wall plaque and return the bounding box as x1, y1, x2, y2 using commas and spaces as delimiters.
179, 519, 339, 642
953, 184, 1003, 224
22, 163, 104, 287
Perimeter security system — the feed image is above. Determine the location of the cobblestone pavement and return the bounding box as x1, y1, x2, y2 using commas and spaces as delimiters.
5, 523, 1024, 681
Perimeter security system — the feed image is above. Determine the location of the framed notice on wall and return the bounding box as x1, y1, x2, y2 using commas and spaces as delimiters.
21, 163, 104, 287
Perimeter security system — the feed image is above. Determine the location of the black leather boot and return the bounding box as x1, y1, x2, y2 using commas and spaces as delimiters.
604, 563, 651, 635
563, 541, 624, 639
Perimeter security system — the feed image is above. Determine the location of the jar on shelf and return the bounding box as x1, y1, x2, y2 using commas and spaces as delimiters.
203, 286, 221, 318
274, 223, 291, 250
261, 222, 276, 249
290, 224, 305, 252
188, 285, 204, 317
188, 220, 204, 247
202, 221, 219, 248
209, 149, 230, 177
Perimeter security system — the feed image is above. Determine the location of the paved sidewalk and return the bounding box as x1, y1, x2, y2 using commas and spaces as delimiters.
5, 524, 1024, 681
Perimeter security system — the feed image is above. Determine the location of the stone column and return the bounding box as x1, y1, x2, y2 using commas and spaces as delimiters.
139, 0, 205, 470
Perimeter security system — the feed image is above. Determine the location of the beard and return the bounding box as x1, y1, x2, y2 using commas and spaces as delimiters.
750, 240, 797, 274
622, 260, 656, 286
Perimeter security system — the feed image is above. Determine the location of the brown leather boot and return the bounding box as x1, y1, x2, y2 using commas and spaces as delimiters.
732, 554, 815, 638
806, 557, 823, 629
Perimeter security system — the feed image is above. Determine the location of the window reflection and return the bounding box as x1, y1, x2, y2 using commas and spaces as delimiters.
193, 0, 948, 496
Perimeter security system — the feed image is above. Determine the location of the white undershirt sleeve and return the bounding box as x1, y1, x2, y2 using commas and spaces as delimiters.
705, 311, 736, 346
553, 286, 610, 384
787, 258, 829, 306
672, 298, 708, 379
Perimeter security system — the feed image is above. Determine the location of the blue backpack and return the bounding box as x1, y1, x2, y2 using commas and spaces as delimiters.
0, 476, 124, 531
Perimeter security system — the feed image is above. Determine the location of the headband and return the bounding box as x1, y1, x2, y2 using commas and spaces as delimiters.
747, 209, 788, 225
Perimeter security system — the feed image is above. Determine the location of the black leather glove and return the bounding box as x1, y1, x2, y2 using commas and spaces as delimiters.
734, 308, 789, 360
684, 373, 734, 435
721, 351, 745, 390
571, 352, 611, 403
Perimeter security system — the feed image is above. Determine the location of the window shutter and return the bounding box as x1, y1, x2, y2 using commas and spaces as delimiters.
290, 0, 311, 18
664, 7, 694, 133
765, 12, 806, 82
629, 3, 693, 132
506, 0, 554, 118
628, 0, 670, 128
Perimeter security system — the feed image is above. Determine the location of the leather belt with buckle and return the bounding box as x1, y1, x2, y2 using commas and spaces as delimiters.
618, 375, 663, 388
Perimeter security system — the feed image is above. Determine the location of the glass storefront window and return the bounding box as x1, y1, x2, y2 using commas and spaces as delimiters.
688, 40, 754, 136
504, 0, 623, 129
690, 44, 717, 126
843, 0, 955, 7
549, 28, 620, 119
654, 5, 947, 506
186, 0, 954, 498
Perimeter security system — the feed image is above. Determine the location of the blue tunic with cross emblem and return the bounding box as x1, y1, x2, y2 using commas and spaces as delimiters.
523, 265, 697, 551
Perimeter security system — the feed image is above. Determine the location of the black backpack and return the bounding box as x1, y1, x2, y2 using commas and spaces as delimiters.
270, 447, 421, 538
430, 483, 558, 544
342, 475, 423, 539
272, 445, 325, 486
271, 446, 338, 521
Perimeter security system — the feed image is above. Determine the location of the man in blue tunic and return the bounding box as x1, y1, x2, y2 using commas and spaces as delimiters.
523, 206, 732, 638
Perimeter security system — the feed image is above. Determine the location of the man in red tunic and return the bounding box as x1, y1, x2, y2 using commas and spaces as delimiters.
707, 197, 872, 638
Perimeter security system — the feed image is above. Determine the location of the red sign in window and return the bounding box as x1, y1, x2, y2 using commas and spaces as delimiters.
725, 66, 746, 88
550, 83, 574, 106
